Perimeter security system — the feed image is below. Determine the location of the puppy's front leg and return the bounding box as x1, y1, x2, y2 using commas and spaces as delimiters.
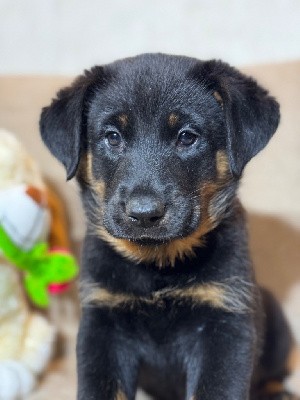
77, 308, 138, 400
187, 314, 256, 400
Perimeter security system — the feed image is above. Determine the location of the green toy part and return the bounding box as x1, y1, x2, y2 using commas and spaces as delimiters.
0, 225, 78, 308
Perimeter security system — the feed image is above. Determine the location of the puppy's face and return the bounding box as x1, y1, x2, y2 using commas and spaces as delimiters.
86, 63, 230, 244
40, 54, 279, 266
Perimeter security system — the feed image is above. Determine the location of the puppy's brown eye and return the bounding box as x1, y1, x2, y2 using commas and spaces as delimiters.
177, 130, 198, 146
105, 131, 122, 147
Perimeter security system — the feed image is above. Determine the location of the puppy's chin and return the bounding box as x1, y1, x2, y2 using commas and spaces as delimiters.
97, 221, 208, 267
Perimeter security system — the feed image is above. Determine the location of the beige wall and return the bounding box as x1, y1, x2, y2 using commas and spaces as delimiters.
1, 0, 300, 74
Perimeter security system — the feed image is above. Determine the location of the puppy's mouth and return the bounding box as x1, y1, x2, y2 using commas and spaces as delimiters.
130, 237, 170, 246
103, 225, 197, 246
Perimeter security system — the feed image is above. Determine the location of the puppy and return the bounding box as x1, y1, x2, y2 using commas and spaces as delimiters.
40, 54, 297, 400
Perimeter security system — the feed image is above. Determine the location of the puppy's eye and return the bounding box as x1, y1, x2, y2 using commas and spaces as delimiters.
105, 131, 123, 147
177, 130, 198, 147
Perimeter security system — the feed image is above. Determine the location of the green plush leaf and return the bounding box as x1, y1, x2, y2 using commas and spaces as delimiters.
24, 273, 49, 308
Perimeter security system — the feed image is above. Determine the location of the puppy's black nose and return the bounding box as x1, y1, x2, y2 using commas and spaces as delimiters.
126, 196, 165, 227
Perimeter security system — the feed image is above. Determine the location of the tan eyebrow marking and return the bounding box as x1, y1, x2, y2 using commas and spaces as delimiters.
168, 112, 179, 128
118, 113, 129, 128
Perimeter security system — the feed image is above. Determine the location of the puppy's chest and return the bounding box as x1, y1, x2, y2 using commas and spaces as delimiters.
81, 273, 252, 317
140, 300, 208, 345
113, 295, 209, 353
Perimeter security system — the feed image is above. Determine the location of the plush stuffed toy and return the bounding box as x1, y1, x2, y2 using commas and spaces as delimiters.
0, 184, 78, 308
0, 129, 78, 399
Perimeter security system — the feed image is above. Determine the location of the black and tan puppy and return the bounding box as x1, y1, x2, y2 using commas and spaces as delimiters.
40, 54, 297, 400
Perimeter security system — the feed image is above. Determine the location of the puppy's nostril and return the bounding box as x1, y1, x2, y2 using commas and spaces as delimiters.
126, 196, 165, 227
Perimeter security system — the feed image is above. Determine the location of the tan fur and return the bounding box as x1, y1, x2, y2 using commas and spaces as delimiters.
199, 181, 220, 224
168, 112, 178, 127
263, 380, 284, 394
78, 152, 93, 184
118, 113, 129, 128
82, 286, 135, 308
86, 152, 94, 182
115, 389, 127, 400
97, 221, 208, 267
172, 284, 225, 308
216, 150, 230, 180
213, 90, 223, 107
82, 152, 106, 200
81, 277, 253, 314
174, 277, 253, 313
93, 180, 105, 201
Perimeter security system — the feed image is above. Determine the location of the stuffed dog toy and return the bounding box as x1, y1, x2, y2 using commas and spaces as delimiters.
40, 54, 297, 400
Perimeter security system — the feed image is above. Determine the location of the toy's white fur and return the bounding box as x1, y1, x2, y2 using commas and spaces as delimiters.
0, 129, 44, 190
0, 129, 55, 400
0, 361, 35, 400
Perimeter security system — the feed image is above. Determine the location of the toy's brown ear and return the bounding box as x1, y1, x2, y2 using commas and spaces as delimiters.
196, 60, 280, 176
40, 67, 103, 180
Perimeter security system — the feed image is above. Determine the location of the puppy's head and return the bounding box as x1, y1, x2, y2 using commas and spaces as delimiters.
40, 54, 279, 266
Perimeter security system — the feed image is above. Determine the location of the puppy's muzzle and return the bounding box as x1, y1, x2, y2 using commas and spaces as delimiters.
125, 195, 165, 228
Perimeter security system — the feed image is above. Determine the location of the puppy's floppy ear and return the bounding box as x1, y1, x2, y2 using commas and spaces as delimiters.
198, 60, 280, 176
40, 67, 103, 180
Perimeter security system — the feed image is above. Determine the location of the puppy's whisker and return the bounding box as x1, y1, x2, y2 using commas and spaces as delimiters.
186, 188, 202, 196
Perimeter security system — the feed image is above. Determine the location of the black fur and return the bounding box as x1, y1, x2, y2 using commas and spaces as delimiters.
40, 54, 296, 400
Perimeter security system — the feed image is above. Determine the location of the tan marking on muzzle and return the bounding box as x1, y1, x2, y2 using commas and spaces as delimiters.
95, 148, 232, 267
97, 178, 229, 267
97, 223, 208, 268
